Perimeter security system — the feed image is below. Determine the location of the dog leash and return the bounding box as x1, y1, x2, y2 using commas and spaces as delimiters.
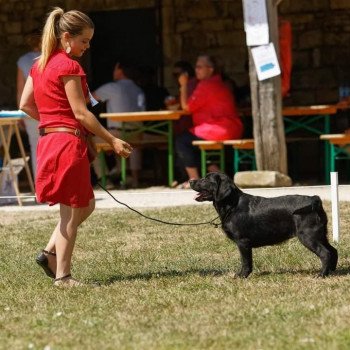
97, 183, 221, 228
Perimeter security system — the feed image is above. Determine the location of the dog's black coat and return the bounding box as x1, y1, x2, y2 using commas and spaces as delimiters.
190, 173, 338, 278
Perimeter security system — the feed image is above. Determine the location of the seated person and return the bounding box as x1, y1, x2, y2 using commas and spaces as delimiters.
167, 60, 199, 186
16, 30, 41, 179
169, 60, 198, 135
176, 54, 243, 188
92, 61, 145, 188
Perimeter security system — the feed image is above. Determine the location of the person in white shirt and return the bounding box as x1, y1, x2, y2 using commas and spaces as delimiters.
93, 62, 145, 188
16, 31, 41, 179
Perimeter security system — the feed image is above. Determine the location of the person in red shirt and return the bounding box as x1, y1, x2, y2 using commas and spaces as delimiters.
176, 55, 243, 188
20, 7, 132, 287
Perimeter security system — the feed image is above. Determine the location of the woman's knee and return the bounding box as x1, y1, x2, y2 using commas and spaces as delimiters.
80, 199, 95, 223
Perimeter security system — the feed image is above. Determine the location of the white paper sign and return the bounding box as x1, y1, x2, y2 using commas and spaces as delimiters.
243, 0, 269, 46
251, 43, 281, 81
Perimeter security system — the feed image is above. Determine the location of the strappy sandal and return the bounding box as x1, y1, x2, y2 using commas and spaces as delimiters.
36, 250, 56, 278
53, 274, 85, 287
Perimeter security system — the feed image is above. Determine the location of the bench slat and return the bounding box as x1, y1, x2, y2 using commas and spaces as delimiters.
320, 134, 350, 145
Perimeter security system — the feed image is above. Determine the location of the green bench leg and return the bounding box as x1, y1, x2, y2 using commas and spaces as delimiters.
121, 157, 127, 186
200, 148, 225, 177
233, 149, 256, 172
98, 151, 108, 187
330, 144, 336, 173
201, 150, 207, 177
328, 143, 350, 182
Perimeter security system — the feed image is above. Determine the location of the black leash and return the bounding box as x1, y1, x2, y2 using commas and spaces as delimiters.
97, 183, 221, 228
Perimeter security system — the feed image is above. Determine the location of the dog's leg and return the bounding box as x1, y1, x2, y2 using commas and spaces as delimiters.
236, 243, 253, 278
297, 232, 333, 277
322, 240, 338, 272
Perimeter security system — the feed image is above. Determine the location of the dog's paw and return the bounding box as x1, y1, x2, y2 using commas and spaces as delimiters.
317, 273, 330, 278
232, 271, 250, 279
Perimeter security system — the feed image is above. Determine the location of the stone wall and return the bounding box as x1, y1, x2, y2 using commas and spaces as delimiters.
1, 0, 350, 108
280, 0, 350, 105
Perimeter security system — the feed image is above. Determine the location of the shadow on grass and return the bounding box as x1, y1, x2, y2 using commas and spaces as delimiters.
101, 268, 230, 285
257, 267, 350, 277
97, 266, 350, 285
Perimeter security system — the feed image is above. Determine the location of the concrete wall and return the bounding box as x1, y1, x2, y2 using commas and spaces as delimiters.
1, 0, 350, 108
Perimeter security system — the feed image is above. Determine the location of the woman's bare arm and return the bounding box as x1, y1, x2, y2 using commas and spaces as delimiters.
19, 76, 40, 120
62, 76, 132, 158
178, 73, 189, 111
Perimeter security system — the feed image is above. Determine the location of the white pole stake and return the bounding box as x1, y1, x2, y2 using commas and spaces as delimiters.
330, 172, 340, 243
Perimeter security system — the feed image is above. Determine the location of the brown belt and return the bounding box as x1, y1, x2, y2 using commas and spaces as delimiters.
39, 127, 84, 138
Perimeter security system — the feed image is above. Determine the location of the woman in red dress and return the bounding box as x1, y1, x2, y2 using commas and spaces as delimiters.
20, 8, 132, 287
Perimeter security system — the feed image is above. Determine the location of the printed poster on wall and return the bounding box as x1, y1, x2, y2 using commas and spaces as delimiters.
243, 0, 269, 46
251, 43, 281, 81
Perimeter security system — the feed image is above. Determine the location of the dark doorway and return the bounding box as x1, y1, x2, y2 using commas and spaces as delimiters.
87, 8, 162, 90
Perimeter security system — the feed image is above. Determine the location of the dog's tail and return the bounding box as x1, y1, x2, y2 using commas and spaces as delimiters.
292, 196, 327, 224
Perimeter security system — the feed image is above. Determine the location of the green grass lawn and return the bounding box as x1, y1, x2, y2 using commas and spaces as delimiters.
1, 202, 350, 349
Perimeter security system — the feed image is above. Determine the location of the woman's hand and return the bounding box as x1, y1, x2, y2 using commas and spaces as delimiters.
111, 137, 133, 158
178, 72, 188, 87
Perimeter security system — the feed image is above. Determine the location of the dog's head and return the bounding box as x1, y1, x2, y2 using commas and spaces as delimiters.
190, 172, 236, 202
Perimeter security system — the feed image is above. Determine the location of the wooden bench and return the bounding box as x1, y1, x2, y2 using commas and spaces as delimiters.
223, 139, 256, 173
320, 134, 350, 174
192, 137, 321, 177
192, 140, 225, 176
94, 135, 168, 187
192, 139, 256, 176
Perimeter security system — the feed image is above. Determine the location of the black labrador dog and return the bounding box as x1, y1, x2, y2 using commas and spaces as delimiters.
190, 172, 338, 278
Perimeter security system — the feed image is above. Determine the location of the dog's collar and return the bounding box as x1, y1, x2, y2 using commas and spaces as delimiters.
215, 205, 235, 227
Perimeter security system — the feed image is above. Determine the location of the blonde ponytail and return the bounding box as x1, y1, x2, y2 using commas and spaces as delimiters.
37, 7, 63, 71
37, 7, 94, 72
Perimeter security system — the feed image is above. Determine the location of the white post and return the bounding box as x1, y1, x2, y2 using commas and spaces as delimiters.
330, 172, 340, 243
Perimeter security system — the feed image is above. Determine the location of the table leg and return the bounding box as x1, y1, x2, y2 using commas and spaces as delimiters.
0, 125, 22, 206
14, 124, 35, 193
167, 120, 174, 187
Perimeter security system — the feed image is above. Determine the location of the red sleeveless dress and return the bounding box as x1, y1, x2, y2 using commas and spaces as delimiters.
30, 50, 94, 207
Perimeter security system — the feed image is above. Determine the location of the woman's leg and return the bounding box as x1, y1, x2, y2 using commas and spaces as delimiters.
41, 222, 60, 274
52, 198, 95, 279
175, 131, 201, 181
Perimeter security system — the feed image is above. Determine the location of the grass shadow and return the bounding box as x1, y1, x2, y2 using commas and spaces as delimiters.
98, 266, 350, 285
101, 267, 230, 285
331, 267, 350, 276
257, 267, 350, 277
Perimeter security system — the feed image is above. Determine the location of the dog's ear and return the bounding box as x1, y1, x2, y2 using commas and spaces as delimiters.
214, 173, 233, 202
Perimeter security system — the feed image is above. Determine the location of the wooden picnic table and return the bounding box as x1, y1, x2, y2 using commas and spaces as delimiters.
99, 110, 190, 187
239, 104, 339, 183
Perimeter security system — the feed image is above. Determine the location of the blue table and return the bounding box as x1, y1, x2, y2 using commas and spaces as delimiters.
0, 110, 27, 118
